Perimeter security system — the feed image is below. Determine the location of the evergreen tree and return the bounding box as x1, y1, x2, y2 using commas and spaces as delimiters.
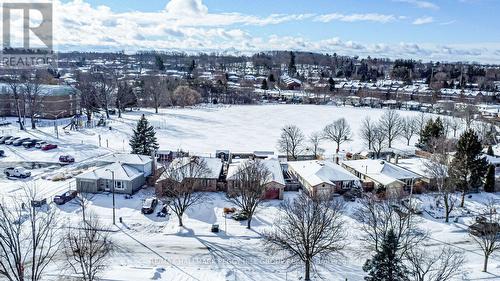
155, 55, 165, 71
288, 51, 296, 77
419, 118, 445, 150
484, 164, 496, 193
261, 79, 268, 90
363, 229, 409, 281
487, 145, 494, 156
129, 114, 159, 156
328, 77, 336, 92
449, 130, 488, 207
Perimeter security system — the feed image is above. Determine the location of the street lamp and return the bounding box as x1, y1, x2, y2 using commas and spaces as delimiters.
45, 111, 67, 139
105, 168, 116, 225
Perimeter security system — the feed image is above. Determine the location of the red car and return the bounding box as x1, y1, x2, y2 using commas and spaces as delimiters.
41, 144, 58, 151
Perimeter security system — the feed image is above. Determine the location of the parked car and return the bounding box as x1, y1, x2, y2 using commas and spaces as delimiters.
35, 141, 47, 149
211, 224, 220, 233
59, 155, 75, 163
13, 138, 30, 146
23, 139, 39, 149
141, 198, 158, 214
4, 167, 31, 178
31, 198, 47, 208
0, 150, 4, 157
0, 135, 12, 144
53, 190, 78, 205
41, 144, 58, 151
231, 210, 249, 221
5, 137, 20, 145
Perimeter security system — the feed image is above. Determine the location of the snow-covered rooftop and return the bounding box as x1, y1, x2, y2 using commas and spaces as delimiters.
76, 162, 143, 181
288, 160, 359, 187
343, 159, 419, 186
227, 158, 285, 186
98, 153, 152, 166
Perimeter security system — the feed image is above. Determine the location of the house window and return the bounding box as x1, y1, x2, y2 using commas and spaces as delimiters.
114, 181, 125, 190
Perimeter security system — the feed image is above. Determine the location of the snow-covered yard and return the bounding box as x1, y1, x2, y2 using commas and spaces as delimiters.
0, 104, 494, 280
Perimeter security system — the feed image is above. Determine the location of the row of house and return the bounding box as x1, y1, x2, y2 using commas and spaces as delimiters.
74, 151, 436, 200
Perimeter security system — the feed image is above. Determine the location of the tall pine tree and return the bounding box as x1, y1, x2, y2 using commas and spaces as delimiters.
484, 164, 496, 193
363, 229, 409, 281
129, 114, 159, 156
449, 129, 488, 207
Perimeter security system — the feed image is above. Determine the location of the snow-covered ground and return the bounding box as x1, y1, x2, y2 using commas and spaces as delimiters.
2, 104, 426, 160
0, 104, 495, 280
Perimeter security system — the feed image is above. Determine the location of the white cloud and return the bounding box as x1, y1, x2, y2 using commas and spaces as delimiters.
165, 0, 208, 16
412, 16, 434, 25
394, 0, 439, 10
315, 13, 397, 23
6, 0, 493, 64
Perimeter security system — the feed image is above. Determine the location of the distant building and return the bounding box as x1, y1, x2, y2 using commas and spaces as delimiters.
0, 83, 80, 118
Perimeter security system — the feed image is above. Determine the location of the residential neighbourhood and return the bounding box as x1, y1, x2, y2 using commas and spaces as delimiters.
2, 0, 500, 281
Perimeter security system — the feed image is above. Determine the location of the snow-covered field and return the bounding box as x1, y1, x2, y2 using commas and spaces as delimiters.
1, 104, 424, 162
0, 104, 496, 280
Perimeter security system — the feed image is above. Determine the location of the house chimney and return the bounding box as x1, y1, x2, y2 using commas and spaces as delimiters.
386, 154, 391, 162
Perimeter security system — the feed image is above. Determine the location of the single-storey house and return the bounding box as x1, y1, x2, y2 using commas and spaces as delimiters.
155, 156, 224, 194
226, 158, 285, 200
288, 160, 360, 196
75, 162, 146, 194
97, 153, 153, 177
342, 159, 420, 193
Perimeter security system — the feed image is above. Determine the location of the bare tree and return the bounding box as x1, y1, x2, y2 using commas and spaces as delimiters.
423, 149, 456, 223
379, 110, 402, 148
94, 70, 116, 119
7, 74, 25, 130
405, 246, 465, 281
263, 192, 346, 281
277, 125, 305, 160
356, 198, 426, 257
308, 132, 324, 159
470, 201, 500, 272
73, 192, 96, 223
76, 72, 99, 124
0, 187, 61, 281
415, 112, 428, 140
400, 117, 417, 146
449, 117, 463, 138
64, 213, 113, 281
116, 82, 137, 118
23, 76, 43, 129
143, 75, 174, 113
157, 157, 211, 227
227, 160, 271, 229
462, 105, 477, 130
172, 86, 201, 107
372, 125, 387, 159
360, 116, 376, 150
323, 118, 352, 155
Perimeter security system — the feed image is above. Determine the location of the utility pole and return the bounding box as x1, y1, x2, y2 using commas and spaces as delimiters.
105, 169, 116, 225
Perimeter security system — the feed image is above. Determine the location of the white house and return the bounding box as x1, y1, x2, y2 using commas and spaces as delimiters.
342, 159, 420, 192
288, 160, 360, 196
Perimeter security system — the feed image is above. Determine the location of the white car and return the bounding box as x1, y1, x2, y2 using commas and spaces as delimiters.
4, 167, 31, 178
35, 141, 47, 149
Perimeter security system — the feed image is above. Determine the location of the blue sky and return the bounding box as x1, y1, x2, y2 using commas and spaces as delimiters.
54, 0, 500, 63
